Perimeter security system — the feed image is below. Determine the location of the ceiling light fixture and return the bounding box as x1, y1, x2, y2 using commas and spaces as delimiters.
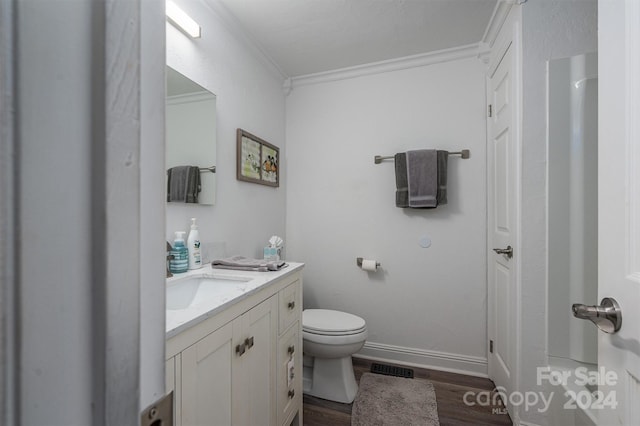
166, 1, 201, 38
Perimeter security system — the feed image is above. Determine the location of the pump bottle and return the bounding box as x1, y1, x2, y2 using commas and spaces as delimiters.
169, 231, 189, 274
187, 218, 202, 270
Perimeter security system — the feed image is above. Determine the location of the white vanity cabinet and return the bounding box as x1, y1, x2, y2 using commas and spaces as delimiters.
166, 270, 303, 426
276, 281, 303, 426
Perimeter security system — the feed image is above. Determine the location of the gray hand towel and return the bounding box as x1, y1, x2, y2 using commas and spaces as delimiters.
406, 149, 438, 208
436, 150, 448, 205
212, 256, 287, 272
394, 153, 409, 208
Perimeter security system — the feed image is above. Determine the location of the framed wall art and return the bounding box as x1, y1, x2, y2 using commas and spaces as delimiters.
236, 128, 279, 187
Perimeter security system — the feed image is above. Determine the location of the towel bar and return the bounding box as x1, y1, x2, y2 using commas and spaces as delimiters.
167, 166, 216, 174
374, 149, 470, 164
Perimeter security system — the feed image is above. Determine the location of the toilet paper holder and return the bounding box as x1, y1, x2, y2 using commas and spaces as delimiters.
356, 257, 381, 268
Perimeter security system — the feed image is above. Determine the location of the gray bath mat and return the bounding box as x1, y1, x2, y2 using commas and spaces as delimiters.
351, 372, 440, 426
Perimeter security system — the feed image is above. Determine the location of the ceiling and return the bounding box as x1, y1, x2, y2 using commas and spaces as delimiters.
215, 0, 498, 77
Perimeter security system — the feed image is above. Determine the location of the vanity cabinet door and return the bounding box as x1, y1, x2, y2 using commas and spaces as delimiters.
233, 296, 278, 426
277, 322, 302, 426
181, 321, 234, 426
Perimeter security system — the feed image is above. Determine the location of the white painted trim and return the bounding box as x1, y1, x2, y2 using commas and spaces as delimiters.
139, 0, 168, 411
289, 43, 485, 89
482, 0, 515, 49
199, 0, 288, 82
356, 341, 488, 377
0, 0, 18, 423
513, 16, 524, 426
103, 0, 144, 422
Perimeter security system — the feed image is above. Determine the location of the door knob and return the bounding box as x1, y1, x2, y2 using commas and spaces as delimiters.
572, 297, 622, 334
493, 245, 513, 258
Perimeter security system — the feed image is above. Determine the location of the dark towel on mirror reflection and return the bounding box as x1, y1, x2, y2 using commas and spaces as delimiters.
394, 150, 448, 208
167, 165, 201, 203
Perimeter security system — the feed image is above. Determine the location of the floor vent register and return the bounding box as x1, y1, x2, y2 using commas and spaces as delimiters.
370, 363, 414, 379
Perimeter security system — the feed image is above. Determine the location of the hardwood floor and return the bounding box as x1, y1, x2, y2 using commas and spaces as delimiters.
303, 357, 513, 426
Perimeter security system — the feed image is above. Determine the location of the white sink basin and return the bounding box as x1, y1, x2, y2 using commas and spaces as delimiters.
167, 274, 252, 310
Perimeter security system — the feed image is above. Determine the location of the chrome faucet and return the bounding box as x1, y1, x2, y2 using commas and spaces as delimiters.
166, 241, 174, 278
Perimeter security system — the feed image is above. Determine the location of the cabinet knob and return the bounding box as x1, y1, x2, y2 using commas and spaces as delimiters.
288, 389, 295, 399
235, 343, 246, 356
287, 301, 295, 310
287, 345, 295, 355
245, 336, 254, 349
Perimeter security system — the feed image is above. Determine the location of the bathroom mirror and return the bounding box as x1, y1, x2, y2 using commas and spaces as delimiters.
166, 66, 217, 205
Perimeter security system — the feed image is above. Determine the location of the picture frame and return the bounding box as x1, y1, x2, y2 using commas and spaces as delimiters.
236, 128, 280, 187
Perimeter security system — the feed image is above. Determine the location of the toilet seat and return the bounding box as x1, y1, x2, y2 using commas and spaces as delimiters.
303, 328, 368, 345
303, 309, 366, 335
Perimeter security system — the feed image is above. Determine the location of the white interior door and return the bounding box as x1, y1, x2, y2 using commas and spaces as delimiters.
595, 1, 640, 424
487, 42, 517, 413
2, 2, 167, 424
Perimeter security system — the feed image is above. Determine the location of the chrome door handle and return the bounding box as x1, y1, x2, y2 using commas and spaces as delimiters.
493, 246, 513, 258
572, 297, 622, 334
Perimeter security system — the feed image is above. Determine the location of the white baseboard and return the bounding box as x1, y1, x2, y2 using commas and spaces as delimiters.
355, 341, 488, 378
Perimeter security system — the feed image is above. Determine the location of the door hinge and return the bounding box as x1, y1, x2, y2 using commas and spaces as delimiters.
489, 340, 494, 353
141, 391, 173, 426
488, 104, 493, 117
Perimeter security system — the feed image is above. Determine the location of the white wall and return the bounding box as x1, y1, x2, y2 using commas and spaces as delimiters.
517, 1, 597, 424
166, 0, 287, 261
286, 57, 488, 374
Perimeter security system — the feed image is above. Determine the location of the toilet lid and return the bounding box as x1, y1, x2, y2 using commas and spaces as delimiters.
303, 309, 366, 334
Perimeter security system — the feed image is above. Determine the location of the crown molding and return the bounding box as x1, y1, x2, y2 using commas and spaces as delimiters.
481, 0, 516, 49
288, 42, 484, 91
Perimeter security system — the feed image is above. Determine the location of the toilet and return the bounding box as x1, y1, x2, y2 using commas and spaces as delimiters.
302, 309, 367, 403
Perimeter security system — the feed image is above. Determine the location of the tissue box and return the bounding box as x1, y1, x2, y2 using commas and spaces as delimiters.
263, 247, 280, 262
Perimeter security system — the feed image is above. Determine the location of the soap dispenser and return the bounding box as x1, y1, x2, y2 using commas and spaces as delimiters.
187, 218, 202, 270
169, 231, 189, 274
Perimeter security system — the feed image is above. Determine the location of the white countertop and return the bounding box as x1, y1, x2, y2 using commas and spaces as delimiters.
166, 262, 304, 339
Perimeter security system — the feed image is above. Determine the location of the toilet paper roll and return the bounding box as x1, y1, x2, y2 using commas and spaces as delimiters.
361, 259, 378, 272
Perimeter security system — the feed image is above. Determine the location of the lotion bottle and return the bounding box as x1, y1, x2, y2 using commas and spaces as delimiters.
187, 218, 202, 269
